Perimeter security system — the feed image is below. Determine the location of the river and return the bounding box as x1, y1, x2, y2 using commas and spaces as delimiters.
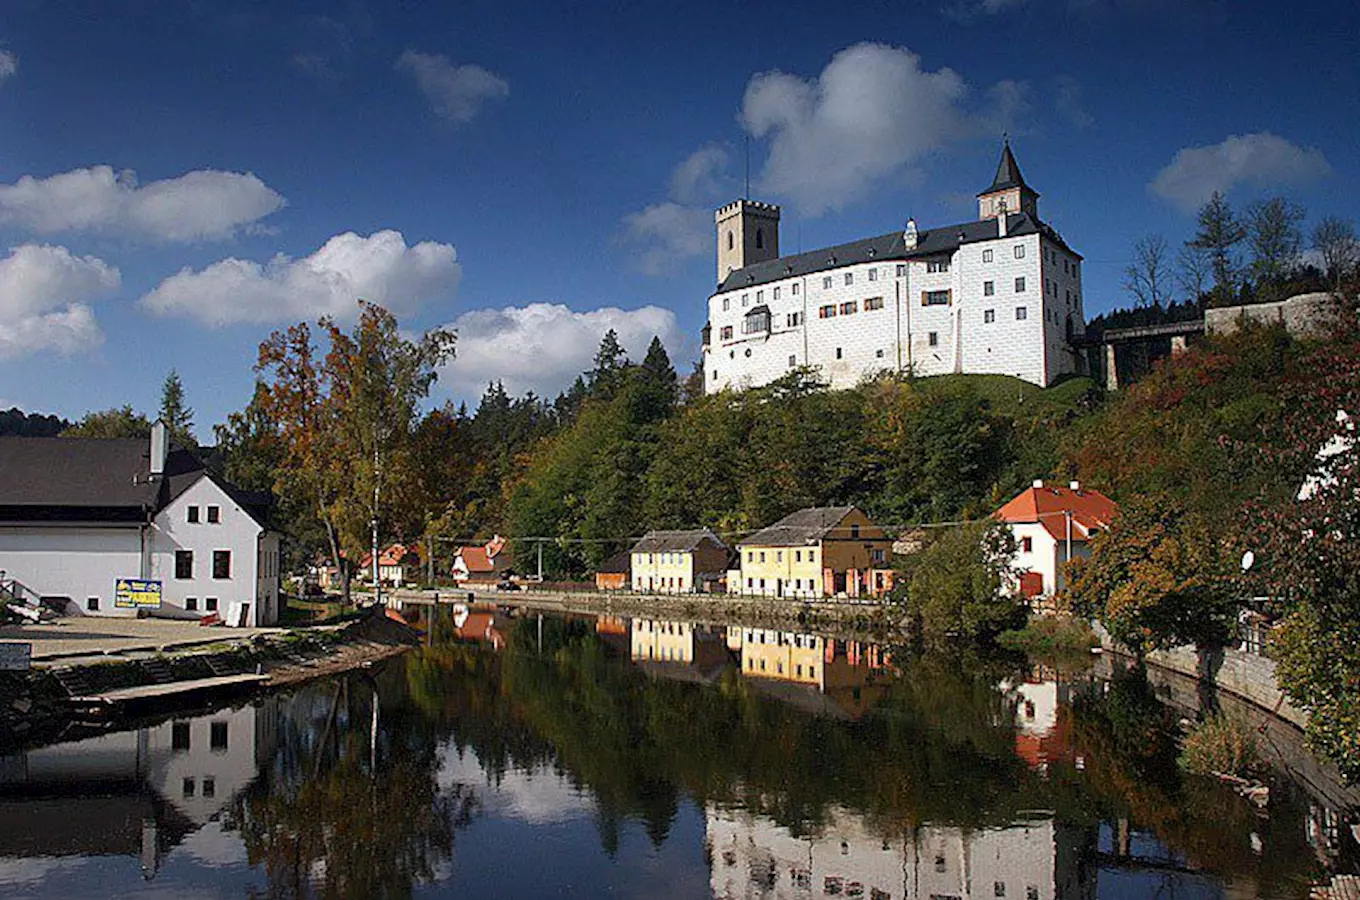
0, 607, 1355, 899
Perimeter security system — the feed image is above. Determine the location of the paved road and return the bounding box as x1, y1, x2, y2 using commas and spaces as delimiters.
0, 617, 284, 664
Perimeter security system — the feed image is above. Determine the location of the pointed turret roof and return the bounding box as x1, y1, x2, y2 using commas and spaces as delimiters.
978, 141, 1036, 197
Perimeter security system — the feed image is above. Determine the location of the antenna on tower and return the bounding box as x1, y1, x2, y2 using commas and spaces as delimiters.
744, 135, 751, 200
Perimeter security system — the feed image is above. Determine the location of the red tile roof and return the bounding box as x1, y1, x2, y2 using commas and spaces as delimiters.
997, 483, 1117, 543
361, 543, 408, 568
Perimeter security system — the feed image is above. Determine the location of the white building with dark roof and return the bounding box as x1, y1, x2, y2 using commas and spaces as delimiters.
703, 143, 1087, 392
0, 423, 282, 626
629, 528, 730, 593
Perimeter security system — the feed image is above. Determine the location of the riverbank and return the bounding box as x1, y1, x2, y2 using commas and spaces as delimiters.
0, 609, 419, 752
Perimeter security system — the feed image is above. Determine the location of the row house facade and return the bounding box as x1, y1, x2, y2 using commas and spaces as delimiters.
728, 506, 893, 600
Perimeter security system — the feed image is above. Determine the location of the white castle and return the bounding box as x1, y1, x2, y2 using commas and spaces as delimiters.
702, 143, 1086, 392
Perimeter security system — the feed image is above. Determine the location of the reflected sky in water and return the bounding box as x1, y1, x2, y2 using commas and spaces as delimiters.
0, 609, 1353, 898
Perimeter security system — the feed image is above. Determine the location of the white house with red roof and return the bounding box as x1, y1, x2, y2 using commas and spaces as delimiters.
361, 543, 412, 587
451, 535, 510, 584
996, 479, 1117, 602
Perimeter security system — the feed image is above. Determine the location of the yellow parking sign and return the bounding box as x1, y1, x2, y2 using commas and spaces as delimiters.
115, 578, 162, 609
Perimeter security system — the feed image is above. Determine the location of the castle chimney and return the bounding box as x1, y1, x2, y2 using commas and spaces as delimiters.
149, 420, 168, 478
1032, 478, 1044, 489
903, 218, 918, 250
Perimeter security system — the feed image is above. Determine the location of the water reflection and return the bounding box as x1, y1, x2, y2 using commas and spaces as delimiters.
0, 606, 1352, 898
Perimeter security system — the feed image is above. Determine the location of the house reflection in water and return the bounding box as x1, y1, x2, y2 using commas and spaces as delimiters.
1002, 668, 1077, 772
707, 805, 1094, 900
734, 627, 894, 720
0, 701, 277, 879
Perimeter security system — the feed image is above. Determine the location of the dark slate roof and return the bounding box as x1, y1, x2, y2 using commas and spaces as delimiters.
715, 211, 1076, 294
0, 437, 270, 527
979, 141, 1035, 197
741, 506, 859, 547
631, 528, 726, 554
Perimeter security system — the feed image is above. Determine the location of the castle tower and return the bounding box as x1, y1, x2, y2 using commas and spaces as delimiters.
977, 141, 1039, 220
715, 199, 780, 282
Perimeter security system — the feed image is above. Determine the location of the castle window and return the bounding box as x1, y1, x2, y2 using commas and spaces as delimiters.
773, 286, 781, 300
1014, 245, 1026, 259
868, 268, 877, 282
864, 296, 884, 310
896, 264, 906, 276
823, 276, 833, 290
1063, 259, 1070, 274
792, 283, 800, 295
756, 289, 763, 302
1016, 306, 1028, 320
983, 249, 994, 263
845, 272, 854, 286
728, 231, 734, 251
984, 280, 995, 296
742, 293, 749, 306
789, 355, 796, 367
926, 258, 950, 273
722, 298, 729, 311
1015, 277, 1026, 293
720, 325, 733, 340
922, 290, 951, 306
819, 305, 836, 319
840, 300, 857, 315
876, 349, 884, 358
742, 307, 771, 334
756, 228, 764, 249
786, 312, 802, 326
984, 309, 996, 324
836, 348, 843, 359
928, 332, 939, 347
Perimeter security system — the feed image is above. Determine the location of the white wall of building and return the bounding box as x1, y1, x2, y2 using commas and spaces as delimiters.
151, 476, 279, 626
0, 526, 145, 613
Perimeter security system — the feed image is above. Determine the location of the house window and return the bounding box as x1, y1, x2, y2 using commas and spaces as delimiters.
1016, 306, 1028, 320
1014, 245, 1025, 259
896, 264, 906, 276
175, 550, 193, 580
864, 296, 884, 310
984, 309, 996, 324
844, 272, 854, 286
926, 258, 950, 273
183, 778, 195, 798
1022, 537, 1033, 552
984, 280, 995, 296
206, 597, 218, 611
720, 325, 733, 340
983, 249, 994, 262
773, 286, 781, 300
789, 355, 797, 367
187, 506, 199, 523
851, 524, 860, 539
819, 305, 836, 319
207, 505, 220, 524
722, 297, 730, 311
928, 331, 939, 347
212, 551, 231, 579
792, 283, 800, 295
836, 347, 843, 359
839, 300, 857, 315
210, 721, 229, 752
995, 882, 1007, 897
759, 552, 765, 562
922, 290, 950, 306
756, 289, 764, 302
186, 597, 198, 611
742, 293, 749, 307
868, 268, 877, 282
172, 721, 190, 750
1015, 277, 1026, 293
202, 778, 216, 799
822, 276, 833, 290
86, 597, 99, 611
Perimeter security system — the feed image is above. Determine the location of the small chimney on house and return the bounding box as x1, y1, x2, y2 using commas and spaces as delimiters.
1069, 480, 1081, 493
903, 218, 918, 250
149, 420, 168, 478
1032, 478, 1044, 489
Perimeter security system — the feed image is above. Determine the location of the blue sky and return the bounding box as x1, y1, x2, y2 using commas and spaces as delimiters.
1, 0, 1356, 433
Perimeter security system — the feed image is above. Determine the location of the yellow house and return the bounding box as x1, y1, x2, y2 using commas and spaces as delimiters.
731, 506, 892, 599
630, 529, 730, 593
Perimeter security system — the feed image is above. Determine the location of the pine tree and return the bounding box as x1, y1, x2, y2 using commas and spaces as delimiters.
1187, 192, 1246, 305
588, 329, 628, 400
159, 369, 196, 446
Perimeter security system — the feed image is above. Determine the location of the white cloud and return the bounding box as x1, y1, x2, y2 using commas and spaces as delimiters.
397, 50, 509, 123
942, 0, 1030, 21
140, 230, 461, 326
439, 302, 684, 399
0, 244, 119, 359
618, 202, 713, 276
1150, 132, 1332, 213
1054, 75, 1094, 129
438, 747, 594, 825
0, 50, 17, 82
668, 144, 731, 206
741, 42, 997, 215
0, 166, 285, 241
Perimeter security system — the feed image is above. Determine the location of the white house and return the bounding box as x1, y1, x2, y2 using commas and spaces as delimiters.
996, 479, 1117, 603
0, 422, 282, 626
703, 142, 1087, 393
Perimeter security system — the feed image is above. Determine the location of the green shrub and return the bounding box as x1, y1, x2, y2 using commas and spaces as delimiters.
997, 615, 1098, 657
1179, 713, 1260, 778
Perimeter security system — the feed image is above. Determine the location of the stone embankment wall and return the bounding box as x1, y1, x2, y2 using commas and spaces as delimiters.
1205, 291, 1346, 339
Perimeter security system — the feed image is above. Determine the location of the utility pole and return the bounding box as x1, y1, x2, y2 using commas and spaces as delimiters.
371, 443, 380, 606
537, 540, 543, 582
